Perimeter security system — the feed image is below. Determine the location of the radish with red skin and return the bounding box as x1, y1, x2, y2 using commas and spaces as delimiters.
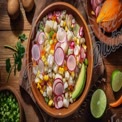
79, 27, 83, 37
67, 54, 76, 71
32, 44, 40, 61
54, 47, 64, 66
55, 11, 61, 17
37, 32, 45, 45
80, 47, 86, 59
53, 78, 64, 96
54, 95, 63, 109
48, 13, 52, 19
95, 5, 101, 17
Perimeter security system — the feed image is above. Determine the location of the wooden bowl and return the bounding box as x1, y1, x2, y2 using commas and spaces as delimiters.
86, 0, 122, 46
27, 2, 93, 118
0, 86, 25, 122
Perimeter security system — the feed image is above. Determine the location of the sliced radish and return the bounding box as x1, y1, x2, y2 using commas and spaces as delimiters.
38, 32, 45, 45
80, 47, 86, 59
54, 47, 64, 66
32, 44, 40, 61
56, 28, 67, 43
67, 54, 76, 71
38, 59, 44, 73
48, 13, 52, 19
95, 5, 101, 17
54, 82, 64, 96
54, 95, 63, 109
79, 27, 83, 37
53, 78, 64, 96
55, 42, 61, 50
55, 11, 61, 17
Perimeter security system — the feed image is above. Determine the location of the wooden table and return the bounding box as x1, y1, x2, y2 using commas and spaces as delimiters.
0, 0, 122, 122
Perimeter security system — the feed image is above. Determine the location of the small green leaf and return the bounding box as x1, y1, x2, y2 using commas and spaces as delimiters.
6, 58, 11, 73
18, 34, 27, 42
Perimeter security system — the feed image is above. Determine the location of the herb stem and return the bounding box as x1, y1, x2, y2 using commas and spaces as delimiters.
6, 65, 15, 82
4, 45, 17, 52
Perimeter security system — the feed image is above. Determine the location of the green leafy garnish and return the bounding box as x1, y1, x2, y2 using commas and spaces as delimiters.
18, 34, 27, 42
4, 34, 27, 82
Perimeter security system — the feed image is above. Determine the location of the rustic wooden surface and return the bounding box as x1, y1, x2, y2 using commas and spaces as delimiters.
0, 0, 122, 122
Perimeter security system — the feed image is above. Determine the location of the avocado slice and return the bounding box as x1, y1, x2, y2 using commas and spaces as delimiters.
72, 63, 86, 100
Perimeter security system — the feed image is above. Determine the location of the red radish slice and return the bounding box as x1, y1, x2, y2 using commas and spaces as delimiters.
38, 32, 45, 45
67, 54, 76, 71
79, 27, 83, 37
53, 78, 64, 96
55, 42, 61, 50
53, 78, 63, 89
69, 41, 75, 49
48, 13, 52, 19
95, 5, 101, 17
55, 11, 61, 17
32, 44, 40, 61
56, 28, 67, 43
38, 59, 44, 73
54, 82, 64, 96
54, 95, 63, 109
54, 47, 64, 66
80, 48, 86, 59
61, 41, 68, 53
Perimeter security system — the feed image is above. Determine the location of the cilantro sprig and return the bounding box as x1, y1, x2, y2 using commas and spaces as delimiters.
4, 34, 27, 82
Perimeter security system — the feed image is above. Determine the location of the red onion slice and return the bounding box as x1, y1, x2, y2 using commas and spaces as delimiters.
54, 47, 64, 66
38, 59, 44, 73
80, 48, 86, 59
67, 54, 76, 71
56, 28, 67, 43
95, 5, 101, 17
32, 44, 40, 61
79, 27, 83, 37
38, 32, 45, 45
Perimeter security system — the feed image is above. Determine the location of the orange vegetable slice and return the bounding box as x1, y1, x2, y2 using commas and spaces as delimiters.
109, 96, 122, 107
97, 0, 122, 23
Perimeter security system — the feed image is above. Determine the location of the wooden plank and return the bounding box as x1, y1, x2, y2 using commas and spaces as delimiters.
0, 1, 32, 31
0, 31, 29, 82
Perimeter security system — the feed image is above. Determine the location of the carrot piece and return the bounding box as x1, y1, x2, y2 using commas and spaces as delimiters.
109, 96, 122, 107
52, 33, 56, 40
41, 49, 46, 56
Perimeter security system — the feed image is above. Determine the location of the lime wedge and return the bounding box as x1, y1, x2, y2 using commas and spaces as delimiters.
111, 70, 122, 92
90, 89, 107, 118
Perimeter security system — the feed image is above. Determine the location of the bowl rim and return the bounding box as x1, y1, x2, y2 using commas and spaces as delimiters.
0, 86, 24, 121
27, 1, 93, 118
85, 0, 122, 46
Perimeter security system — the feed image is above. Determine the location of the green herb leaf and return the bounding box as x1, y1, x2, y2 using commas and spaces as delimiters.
6, 58, 11, 73
18, 34, 27, 42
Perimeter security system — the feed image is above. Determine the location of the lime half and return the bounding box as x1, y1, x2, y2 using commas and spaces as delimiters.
90, 89, 107, 118
111, 70, 122, 92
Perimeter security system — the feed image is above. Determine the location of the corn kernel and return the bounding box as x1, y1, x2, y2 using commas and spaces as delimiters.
36, 70, 40, 77
37, 83, 41, 89
48, 99, 53, 106
42, 56, 46, 62
63, 21, 66, 27
49, 40, 53, 45
50, 50, 54, 54
44, 75, 49, 81
73, 37, 77, 42
71, 72, 75, 78
59, 67, 64, 75
82, 44, 87, 50
65, 26, 68, 32
76, 38, 80, 45
44, 61, 48, 66
40, 89, 43, 94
